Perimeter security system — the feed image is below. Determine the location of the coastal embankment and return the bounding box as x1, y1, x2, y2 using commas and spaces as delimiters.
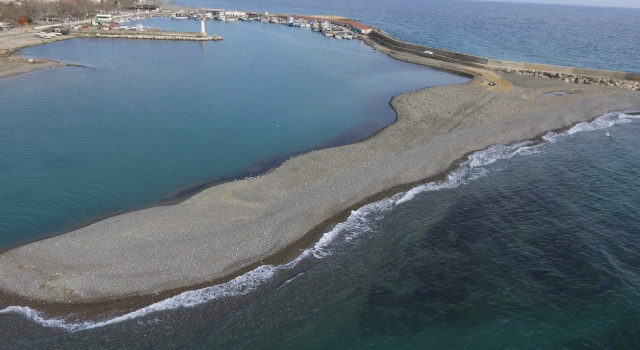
369, 29, 640, 89
0, 22, 638, 312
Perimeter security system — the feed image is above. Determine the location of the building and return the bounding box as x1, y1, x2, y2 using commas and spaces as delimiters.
224, 10, 246, 18
201, 8, 224, 18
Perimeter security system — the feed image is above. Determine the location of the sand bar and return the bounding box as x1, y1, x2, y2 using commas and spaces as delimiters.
0, 31, 638, 304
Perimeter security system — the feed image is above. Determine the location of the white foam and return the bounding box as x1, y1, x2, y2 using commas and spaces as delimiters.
395, 141, 535, 205
567, 112, 633, 135
544, 111, 635, 143
0, 193, 396, 332
3, 110, 638, 332
0, 306, 92, 332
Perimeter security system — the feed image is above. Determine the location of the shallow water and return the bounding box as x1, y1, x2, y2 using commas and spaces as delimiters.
0, 19, 466, 249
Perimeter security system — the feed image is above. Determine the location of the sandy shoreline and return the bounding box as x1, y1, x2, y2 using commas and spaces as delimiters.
0, 56, 70, 80
0, 26, 638, 314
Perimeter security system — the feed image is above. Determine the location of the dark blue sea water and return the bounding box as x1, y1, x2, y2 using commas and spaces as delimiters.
3, 113, 640, 349
178, 0, 640, 74
1, 1, 640, 349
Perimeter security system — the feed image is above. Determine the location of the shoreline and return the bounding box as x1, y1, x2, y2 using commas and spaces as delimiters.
0, 56, 72, 80
0, 19, 638, 319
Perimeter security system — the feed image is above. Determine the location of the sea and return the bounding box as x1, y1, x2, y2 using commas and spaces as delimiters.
1, 1, 639, 348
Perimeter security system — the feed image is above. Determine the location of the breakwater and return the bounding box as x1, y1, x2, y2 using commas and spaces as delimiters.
82, 32, 222, 41
369, 29, 640, 88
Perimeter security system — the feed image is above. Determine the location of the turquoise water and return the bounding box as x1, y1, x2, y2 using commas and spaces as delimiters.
0, 19, 466, 249
180, 0, 640, 74
3, 113, 640, 349
2, 3, 640, 349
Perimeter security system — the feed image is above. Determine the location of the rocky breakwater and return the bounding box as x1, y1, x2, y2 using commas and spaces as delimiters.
85, 33, 222, 41
505, 69, 640, 91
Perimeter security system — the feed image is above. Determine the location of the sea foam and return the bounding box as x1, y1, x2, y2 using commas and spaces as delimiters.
2, 111, 636, 332
544, 111, 635, 142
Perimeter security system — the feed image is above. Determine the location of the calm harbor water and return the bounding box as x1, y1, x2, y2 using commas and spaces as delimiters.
1, 2, 640, 349
0, 19, 466, 249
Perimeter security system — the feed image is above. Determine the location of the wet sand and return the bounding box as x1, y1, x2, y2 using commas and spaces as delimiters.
0, 32, 637, 306
0, 56, 69, 79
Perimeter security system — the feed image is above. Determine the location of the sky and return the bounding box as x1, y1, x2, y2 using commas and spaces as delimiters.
477, 0, 640, 8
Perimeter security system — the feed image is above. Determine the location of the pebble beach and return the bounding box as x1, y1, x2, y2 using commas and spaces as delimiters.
0, 31, 637, 307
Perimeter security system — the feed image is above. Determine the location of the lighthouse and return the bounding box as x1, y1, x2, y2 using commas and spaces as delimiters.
199, 17, 206, 37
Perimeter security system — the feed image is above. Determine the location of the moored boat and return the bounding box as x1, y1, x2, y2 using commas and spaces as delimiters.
171, 11, 189, 19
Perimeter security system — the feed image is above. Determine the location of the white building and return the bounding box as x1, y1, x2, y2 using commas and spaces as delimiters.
224, 10, 246, 18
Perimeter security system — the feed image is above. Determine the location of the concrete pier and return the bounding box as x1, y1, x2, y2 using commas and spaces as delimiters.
368, 29, 640, 84
86, 30, 221, 41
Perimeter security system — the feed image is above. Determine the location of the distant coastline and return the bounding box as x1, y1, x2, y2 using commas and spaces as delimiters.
0, 11, 638, 321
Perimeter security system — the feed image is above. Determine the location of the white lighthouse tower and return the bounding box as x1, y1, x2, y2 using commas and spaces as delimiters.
199, 17, 206, 37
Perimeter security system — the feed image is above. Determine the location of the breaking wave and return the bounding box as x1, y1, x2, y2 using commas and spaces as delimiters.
2, 111, 636, 332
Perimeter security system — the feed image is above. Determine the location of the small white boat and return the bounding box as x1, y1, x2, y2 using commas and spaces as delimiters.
335, 34, 343, 40
324, 32, 333, 37
171, 12, 189, 20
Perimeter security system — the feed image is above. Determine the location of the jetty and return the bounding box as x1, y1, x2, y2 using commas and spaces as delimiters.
367, 29, 640, 90
84, 32, 222, 41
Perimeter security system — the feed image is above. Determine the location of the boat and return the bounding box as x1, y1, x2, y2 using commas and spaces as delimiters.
171, 11, 189, 19
324, 32, 333, 37
334, 34, 343, 40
